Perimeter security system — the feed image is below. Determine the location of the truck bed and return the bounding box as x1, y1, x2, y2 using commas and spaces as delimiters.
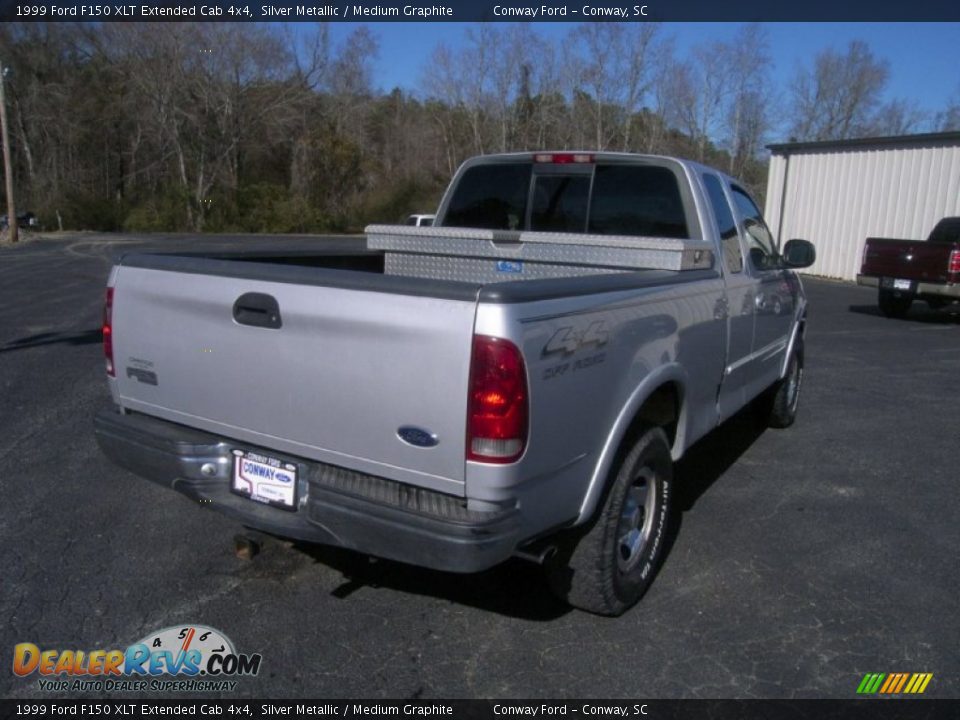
110, 239, 719, 496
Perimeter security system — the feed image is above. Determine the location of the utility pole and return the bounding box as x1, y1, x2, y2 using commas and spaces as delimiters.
0, 59, 17, 244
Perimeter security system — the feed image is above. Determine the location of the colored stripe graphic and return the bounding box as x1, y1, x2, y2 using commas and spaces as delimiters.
858, 673, 932, 694
892, 673, 909, 693
857, 673, 885, 694
906, 673, 933, 694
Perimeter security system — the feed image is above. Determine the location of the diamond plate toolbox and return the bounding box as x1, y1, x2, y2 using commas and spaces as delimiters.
365, 224, 715, 276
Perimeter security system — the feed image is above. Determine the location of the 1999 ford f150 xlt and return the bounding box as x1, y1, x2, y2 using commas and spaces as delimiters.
94, 152, 815, 615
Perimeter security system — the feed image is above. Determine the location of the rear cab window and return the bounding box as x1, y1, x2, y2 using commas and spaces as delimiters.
442, 164, 532, 230
441, 157, 700, 240
929, 217, 960, 243
589, 165, 690, 238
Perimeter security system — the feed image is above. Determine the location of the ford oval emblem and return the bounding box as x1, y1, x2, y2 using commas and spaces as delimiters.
397, 426, 439, 448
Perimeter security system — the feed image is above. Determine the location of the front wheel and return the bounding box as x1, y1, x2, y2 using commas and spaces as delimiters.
768, 342, 803, 429
545, 427, 674, 616
753, 341, 804, 429
878, 288, 913, 318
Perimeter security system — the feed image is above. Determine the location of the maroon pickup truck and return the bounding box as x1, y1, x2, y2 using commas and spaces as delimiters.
858, 217, 960, 317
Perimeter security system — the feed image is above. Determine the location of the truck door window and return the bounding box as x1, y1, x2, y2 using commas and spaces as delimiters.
444, 163, 532, 230
589, 165, 689, 238
703, 174, 743, 273
731, 186, 777, 271
530, 174, 591, 232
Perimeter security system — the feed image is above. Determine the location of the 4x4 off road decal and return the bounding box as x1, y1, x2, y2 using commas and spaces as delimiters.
543, 321, 609, 356
542, 321, 609, 380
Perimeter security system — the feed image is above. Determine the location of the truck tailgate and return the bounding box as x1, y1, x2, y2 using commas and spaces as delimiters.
862, 238, 952, 283
109, 261, 477, 495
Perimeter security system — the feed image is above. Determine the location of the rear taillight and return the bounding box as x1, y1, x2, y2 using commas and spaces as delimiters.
948, 248, 960, 275
103, 287, 115, 377
467, 335, 528, 464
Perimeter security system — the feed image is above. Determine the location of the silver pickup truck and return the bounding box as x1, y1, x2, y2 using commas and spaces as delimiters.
94, 152, 815, 615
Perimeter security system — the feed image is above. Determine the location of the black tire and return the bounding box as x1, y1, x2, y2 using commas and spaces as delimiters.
545, 427, 673, 616
758, 342, 804, 429
926, 297, 948, 311
878, 288, 913, 318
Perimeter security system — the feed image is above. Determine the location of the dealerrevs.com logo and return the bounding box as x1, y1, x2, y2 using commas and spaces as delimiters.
13, 625, 262, 693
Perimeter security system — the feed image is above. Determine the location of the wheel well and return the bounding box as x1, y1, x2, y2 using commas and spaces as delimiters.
624, 383, 680, 454
585, 382, 681, 522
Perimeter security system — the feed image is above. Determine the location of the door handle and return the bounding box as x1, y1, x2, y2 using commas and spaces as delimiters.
233, 292, 282, 329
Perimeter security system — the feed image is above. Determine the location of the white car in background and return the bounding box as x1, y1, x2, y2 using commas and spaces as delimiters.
404, 214, 435, 227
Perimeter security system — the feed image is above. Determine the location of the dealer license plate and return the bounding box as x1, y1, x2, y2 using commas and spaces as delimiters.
881, 277, 913, 291
230, 449, 297, 511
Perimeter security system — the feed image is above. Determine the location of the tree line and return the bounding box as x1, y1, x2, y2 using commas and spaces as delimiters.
2, 22, 958, 234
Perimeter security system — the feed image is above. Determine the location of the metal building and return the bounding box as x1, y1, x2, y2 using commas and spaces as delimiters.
764, 132, 960, 281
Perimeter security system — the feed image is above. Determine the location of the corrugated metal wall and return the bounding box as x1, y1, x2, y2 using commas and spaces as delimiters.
764, 141, 960, 281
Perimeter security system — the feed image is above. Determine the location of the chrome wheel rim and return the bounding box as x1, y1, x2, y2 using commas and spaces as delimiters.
617, 469, 658, 573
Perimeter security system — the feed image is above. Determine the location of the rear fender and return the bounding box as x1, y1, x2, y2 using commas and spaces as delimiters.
576, 364, 688, 525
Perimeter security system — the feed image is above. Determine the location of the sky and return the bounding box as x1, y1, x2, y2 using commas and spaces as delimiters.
319, 21, 960, 141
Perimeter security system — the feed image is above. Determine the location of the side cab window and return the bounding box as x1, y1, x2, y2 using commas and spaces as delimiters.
730, 185, 777, 272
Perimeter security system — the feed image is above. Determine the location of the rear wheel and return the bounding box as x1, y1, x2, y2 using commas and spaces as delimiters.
545, 427, 673, 616
878, 288, 913, 318
926, 297, 948, 311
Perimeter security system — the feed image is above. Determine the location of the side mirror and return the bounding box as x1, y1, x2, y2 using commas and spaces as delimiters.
781, 239, 816, 269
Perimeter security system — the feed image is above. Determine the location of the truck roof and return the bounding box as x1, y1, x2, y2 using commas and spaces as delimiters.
460, 151, 730, 181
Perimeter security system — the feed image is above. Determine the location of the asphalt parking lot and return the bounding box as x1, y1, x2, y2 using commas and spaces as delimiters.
1, 233, 956, 700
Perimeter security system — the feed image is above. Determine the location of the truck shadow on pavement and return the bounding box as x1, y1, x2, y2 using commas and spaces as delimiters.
299, 545, 573, 620
282, 408, 767, 621
674, 408, 766, 512
0, 328, 102, 353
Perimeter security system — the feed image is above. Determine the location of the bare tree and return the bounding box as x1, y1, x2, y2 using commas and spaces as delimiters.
723, 24, 773, 176
421, 29, 493, 157
10, 21, 954, 236
620, 24, 659, 151
567, 24, 623, 149
936, 84, 960, 131
789, 40, 890, 141
638, 38, 680, 154
869, 98, 923, 136
662, 41, 729, 162
421, 43, 469, 173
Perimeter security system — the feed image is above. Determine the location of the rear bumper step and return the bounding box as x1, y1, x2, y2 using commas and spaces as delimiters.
94, 409, 521, 573
857, 274, 960, 298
